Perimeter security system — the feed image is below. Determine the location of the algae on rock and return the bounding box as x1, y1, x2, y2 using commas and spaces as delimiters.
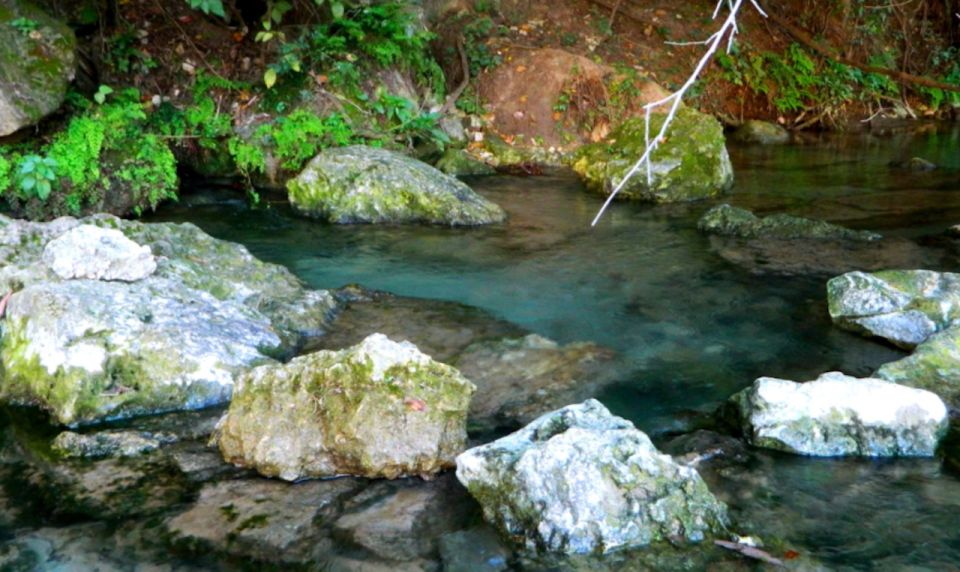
571, 107, 733, 203
287, 145, 506, 225
699, 204, 881, 241
214, 333, 475, 481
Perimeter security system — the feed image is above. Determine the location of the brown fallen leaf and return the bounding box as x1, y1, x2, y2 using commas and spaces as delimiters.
404, 397, 427, 412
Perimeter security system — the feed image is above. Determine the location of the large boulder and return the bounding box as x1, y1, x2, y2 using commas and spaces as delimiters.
0, 0, 76, 136
214, 333, 475, 481
456, 400, 728, 554
827, 270, 960, 349
287, 145, 506, 225
571, 107, 733, 203
729, 371, 948, 457
698, 204, 881, 241
0, 215, 337, 426
876, 327, 960, 411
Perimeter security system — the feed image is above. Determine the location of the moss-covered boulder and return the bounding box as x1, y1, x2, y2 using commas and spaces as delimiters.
731, 120, 790, 145
0, 0, 76, 136
728, 371, 948, 457
827, 270, 960, 349
699, 204, 881, 241
0, 214, 337, 426
435, 148, 496, 177
287, 145, 506, 225
571, 108, 733, 203
214, 334, 475, 481
875, 327, 960, 411
455, 399, 728, 554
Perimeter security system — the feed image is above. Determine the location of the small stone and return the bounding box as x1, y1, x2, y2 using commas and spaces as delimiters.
456, 399, 728, 554
732, 120, 790, 144
42, 225, 157, 282
729, 371, 948, 457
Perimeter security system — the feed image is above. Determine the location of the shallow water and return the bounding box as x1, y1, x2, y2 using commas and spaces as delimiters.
4, 126, 960, 570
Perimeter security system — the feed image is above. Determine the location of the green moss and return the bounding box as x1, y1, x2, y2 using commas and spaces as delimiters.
571, 107, 733, 203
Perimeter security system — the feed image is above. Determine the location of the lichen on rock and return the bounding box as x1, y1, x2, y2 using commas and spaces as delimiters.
214, 333, 475, 481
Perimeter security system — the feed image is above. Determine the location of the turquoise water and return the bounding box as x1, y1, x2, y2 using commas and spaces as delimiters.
2, 126, 959, 570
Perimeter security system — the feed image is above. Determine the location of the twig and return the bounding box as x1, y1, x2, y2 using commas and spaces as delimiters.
715, 540, 786, 567
152, 0, 231, 83
438, 38, 471, 117
591, 0, 766, 226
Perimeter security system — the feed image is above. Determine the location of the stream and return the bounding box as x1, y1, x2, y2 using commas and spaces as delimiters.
2, 126, 960, 570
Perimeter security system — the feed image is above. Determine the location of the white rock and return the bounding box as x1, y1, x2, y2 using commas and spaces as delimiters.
455, 400, 727, 554
731, 371, 948, 457
42, 225, 156, 282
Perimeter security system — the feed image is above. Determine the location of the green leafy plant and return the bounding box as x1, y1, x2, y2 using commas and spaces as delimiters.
10, 17, 38, 35
185, 0, 226, 18
93, 85, 114, 105
16, 155, 58, 201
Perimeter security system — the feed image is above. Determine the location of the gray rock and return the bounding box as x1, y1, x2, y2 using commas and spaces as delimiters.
42, 224, 157, 282
698, 204, 881, 241
455, 334, 618, 431
827, 270, 960, 349
333, 475, 473, 562
287, 145, 506, 225
0, 0, 76, 135
439, 528, 511, 572
0, 214, 337, 425
214, 334, 475, 481
435, 148, 496, 177
732, 120, 790, 144
572, 107, 733, 203
165, 477, 359, 564
52, 430, 176, 458
456, 399, 728, 554
875, 327, 960, 411
729, 371, 948, 457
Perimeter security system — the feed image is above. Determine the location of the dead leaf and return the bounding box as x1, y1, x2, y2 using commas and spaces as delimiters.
715, 540, 785, 567
404, 397, 427, 412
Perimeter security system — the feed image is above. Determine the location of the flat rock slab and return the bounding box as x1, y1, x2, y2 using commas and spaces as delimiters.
730, 371, 948, 457
698, 204, 880, 241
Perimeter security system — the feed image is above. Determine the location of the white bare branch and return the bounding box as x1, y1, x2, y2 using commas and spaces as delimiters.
590, 0, 767, 227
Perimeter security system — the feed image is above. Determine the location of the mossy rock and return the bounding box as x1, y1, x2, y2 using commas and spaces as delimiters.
731, 120, 790, 145
287, 145, 506, 225
435, 148, 496, 177
698, 204, 881, 241
214, 333, 475, 481
876, 327, 960, 411
571, 108, 733, 203
0, 0, 76, 136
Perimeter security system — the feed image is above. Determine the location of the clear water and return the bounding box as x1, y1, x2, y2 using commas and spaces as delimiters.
4, 126, 960, 570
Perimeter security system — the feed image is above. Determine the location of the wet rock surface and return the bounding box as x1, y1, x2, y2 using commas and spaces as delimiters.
456, 400, 728, 554
698, 204, 881, 241
731, 120, 791, 145
287, 145, 506, 225
728, 371, 948, 457
51, 429, 176, 458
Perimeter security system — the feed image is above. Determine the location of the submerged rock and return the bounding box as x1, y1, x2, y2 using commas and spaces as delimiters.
166, 477, 359, 564
287, 145, 506, 225
698, 204, 881, 241
0, 0, 76, 136
214, 334, 475, 481
0, 214, 336, 425
456, 400, 728, 554
42, 224, 157, 281
876, 327, 960, 411
456, 334, 618, 432
52, 430, 176, 458
827, 270, 960, 349
889, 156, 937, 171
731, 120, 790, 145
729, 371, 948, 457
571, 107, 733, 203
439, 527, 511, 572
